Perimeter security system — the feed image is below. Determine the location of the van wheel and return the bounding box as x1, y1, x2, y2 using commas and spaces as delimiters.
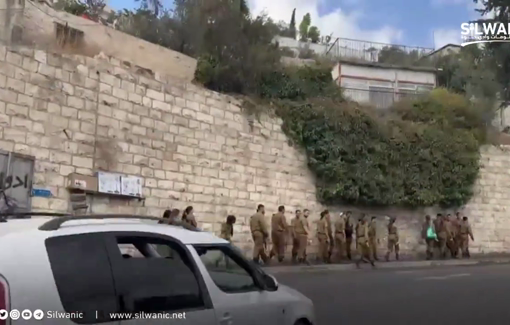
294, 319, 311, 325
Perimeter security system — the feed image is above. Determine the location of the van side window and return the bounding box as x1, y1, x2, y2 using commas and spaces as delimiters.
109, 235, 205, 314
194, 245, 260, 293
45, 234, 118, 324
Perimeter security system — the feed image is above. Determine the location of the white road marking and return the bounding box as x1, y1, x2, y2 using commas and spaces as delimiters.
394, 270, 419, 274
416, 273, 471, 281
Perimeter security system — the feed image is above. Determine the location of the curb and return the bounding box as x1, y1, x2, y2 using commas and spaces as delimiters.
264, 258, 510, 274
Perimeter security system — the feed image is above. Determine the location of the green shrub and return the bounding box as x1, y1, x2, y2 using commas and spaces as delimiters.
276, 90, 483, 207
191, 13, 488, 208
196, 56, 487, 207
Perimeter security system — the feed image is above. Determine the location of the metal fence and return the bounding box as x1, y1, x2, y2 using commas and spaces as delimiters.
342, 87, 426, 109
325, 38, 434, 62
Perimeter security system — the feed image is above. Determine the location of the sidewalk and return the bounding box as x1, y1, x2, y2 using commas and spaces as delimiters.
264, 255, 510, 274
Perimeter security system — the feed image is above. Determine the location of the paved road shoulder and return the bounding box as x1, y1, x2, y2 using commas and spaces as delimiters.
264, 256, 510, 273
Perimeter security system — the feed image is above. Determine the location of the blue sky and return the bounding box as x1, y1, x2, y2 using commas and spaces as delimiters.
107, 0, 483, 49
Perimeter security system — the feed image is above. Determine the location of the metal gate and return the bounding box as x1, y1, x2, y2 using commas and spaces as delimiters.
0, 151, 34, 211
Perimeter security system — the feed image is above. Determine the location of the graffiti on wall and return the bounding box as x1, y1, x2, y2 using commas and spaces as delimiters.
0, 172, 28, 214
0, 173, 29, 190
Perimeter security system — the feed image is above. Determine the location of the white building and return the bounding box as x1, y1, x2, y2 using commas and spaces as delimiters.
332, 60, 437, 109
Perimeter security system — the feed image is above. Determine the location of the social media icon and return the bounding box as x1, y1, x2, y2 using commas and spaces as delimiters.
10, 309, 20, 320
0, 309, 7, 320
33, 309, 44, 320
22, 309, 32, 320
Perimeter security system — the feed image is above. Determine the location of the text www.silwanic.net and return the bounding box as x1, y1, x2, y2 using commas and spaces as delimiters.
103, 311, 186, 320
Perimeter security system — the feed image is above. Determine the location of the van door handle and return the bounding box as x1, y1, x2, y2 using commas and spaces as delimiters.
219, 312, 232, 325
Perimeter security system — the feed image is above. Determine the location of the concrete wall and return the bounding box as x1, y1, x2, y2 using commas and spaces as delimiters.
0, 44, 508, 257
334, 62, 436, 110
0, 0, 25, 44
17, 0, 196, 82
336, 62, 437, 86
0, 45, 325, 255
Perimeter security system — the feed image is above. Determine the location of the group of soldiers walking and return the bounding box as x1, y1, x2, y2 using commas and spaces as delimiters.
249, 205, 475, 268
422, 212, 474, 260
249, 205, 402, 268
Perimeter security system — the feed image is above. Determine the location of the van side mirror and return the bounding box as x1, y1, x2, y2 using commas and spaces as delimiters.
263, 273, 278, 291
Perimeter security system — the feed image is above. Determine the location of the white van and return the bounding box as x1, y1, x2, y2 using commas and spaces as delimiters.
0, 214, 315, 325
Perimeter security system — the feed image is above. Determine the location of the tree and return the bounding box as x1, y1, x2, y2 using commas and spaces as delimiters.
54, 0, 88, 16
308, 26, 320, 43
298, 13, 320, 43
288, 8, 296, 39
299, 13, 311, 41
473, 0, 510, 103
378, 46, 420, 65
136, 0, 162, 16
54, 0, 105, 21
434, 47, 500, 117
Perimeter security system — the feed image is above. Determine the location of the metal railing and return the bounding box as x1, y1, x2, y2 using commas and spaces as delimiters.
342, 87, 427, 109
326, 38, 434, 62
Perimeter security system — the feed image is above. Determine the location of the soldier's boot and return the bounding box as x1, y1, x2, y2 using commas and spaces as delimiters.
395, 252, 399, 261
385, 252, 390, 262
278, 256, 284, 263
269, 250, 275, 260
355, 260, 361, 269
291, 253, 297, 263
370, 259, 376, 268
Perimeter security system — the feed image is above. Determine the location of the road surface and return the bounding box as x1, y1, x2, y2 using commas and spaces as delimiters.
275, 263, 510, 325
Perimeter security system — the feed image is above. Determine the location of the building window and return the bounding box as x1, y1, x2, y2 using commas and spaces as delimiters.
54, 22, 84, 47
10, 26, 22, 43
368, 86, 394, 109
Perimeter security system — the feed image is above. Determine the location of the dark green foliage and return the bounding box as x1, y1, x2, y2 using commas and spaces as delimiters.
288, 9, 297, 39
54, 0, 88, 16
188, 0, 489, 208
377, 46, 421, 65
269, 68, 485, 207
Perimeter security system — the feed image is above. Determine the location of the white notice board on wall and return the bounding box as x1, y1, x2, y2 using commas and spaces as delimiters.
97, 172, 122, 194
121, 175, 143, 197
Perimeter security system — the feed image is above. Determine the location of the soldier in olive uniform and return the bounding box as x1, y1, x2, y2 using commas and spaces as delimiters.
422, 215, 436, 260
459, 216, 474, 258
368, 216, 378, 261
355, 215, 375, 268
317, 210, 330, 263
445, 214, 457, 258
344, 211, 354, 260
385, 217, 399, 261
453, 212, 462, 257
295, 209, 310, 264
434, 213, 450, 258
334, 212, 347, 262
291, 210, 301, 263
269, 206, 288, 262
220, 215, 236, 242
303, 209, 311, 260
217, 215, 236, 267
324, 210, 334, 262
250, 204, 269, 264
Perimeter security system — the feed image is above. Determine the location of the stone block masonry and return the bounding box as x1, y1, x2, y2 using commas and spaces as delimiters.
0, 44, 508, 257
0, 45, 325, 255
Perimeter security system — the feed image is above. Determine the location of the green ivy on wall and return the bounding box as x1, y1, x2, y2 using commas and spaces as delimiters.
196, 58, 490, 208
